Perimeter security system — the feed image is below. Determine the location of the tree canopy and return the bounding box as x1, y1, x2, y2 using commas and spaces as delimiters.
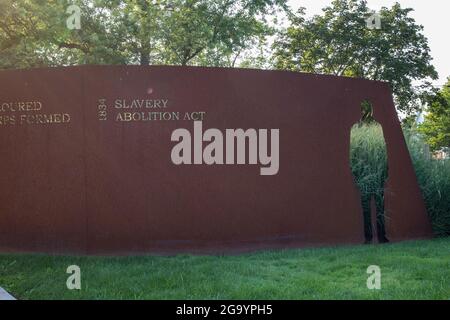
0, 0, 287, 68
272, 0, 438, 115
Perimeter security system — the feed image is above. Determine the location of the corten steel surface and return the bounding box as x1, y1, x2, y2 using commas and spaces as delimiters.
0, 66, 433, 254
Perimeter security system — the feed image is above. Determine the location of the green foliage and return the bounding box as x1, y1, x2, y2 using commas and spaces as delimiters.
405, 129, 450, 236
418, 78, 450, 151
0, 0, 288, 68
0, 0, 62, 68
273, 0, 438, 115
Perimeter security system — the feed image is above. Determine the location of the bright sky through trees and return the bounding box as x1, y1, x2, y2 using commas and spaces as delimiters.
288, 0, 449, 87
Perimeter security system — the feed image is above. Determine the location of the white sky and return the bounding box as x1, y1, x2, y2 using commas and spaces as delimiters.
287, 0, 450, 86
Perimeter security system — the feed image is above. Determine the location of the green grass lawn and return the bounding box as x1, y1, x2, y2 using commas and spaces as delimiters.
0, 238, 449, 300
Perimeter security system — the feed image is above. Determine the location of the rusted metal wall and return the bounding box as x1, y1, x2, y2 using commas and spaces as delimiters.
0, 66, 433, 254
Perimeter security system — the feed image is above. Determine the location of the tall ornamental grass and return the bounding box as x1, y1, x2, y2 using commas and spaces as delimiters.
350, 124, 450, 237
350, 123, 387, 200
405, 129, 450, 236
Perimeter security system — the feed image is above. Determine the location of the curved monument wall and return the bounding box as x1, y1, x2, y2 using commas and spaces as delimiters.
0, 66, 432, 254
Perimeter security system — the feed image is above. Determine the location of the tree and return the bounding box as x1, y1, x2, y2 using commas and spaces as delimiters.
272, 0, 438, 115
0, 0, 287, 68
0, 0, 125, 68
418, 78, 450, 151
0, 0, 62, 68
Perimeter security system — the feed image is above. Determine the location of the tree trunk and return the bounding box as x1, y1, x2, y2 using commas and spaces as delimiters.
140, 51, 149, 65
